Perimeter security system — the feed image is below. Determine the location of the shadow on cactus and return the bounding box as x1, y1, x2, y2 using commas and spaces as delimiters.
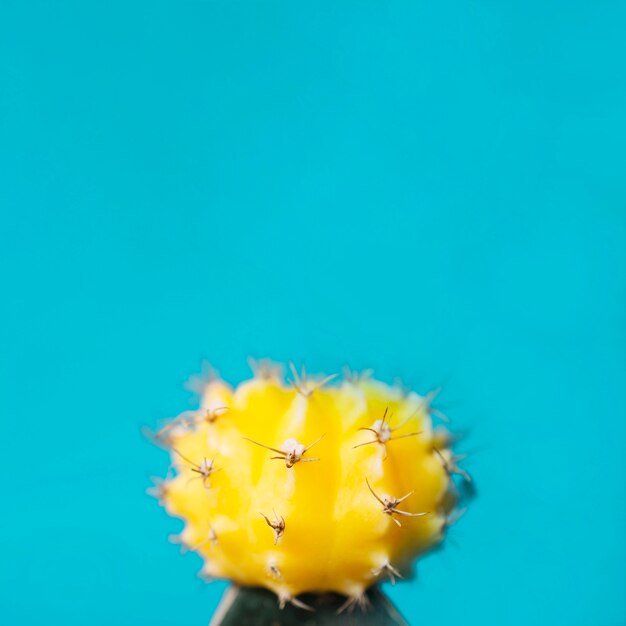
146, 360, 474, 624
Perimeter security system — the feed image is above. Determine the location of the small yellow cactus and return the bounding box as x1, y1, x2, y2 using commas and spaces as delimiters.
149, 361, 469, 610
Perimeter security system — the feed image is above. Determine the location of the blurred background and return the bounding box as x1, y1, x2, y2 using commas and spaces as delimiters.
1, 2, 624, 625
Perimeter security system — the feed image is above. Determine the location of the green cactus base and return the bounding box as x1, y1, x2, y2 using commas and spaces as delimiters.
209, 585, 409, 626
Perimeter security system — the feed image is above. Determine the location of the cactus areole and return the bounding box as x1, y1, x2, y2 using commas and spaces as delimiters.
148, 361, 471, 611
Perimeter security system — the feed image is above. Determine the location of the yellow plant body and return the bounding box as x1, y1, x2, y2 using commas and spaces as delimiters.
155, 364, 460, 605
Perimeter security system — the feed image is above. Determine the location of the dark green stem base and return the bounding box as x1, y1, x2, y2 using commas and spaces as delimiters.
210, 585, 409, 626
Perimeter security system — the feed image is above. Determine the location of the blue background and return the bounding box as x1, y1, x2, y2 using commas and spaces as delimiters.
1, 2, 624, 625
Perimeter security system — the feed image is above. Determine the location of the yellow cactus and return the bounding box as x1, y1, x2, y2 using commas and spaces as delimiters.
149, 361, 469, 610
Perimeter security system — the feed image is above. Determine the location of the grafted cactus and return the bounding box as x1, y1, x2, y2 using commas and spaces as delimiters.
148, 361, 470, 620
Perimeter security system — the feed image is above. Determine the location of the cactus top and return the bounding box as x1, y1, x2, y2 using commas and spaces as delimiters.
151, 363, 466, 608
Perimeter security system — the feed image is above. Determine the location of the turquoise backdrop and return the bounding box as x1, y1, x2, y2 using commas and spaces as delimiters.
1, 2, 624, 625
